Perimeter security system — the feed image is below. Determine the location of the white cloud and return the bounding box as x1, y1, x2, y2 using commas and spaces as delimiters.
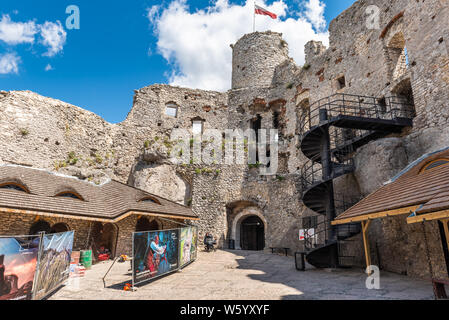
0, 53, 20, 74
148, 0, 329, 91
0, 14, 67, 58
303, 0, 326, 31
44, 63, 53, 71
0, 14, 37, 45
39, 21, 67, 57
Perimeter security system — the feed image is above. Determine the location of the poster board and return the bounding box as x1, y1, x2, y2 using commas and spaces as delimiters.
132, 229, 180, 285
0, 235, 41, 300
179, 226, 198, 268
33, 231, 74, 300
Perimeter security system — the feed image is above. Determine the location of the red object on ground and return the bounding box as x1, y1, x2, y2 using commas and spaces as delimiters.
98, 253, 110, 261
77, 265, 86, 277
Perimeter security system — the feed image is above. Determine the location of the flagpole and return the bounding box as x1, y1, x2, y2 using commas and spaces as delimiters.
253, 1, 255, 32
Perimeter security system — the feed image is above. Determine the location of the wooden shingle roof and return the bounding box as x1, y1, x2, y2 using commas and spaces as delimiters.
333, 147, 449, 225
0, 165, 197, 221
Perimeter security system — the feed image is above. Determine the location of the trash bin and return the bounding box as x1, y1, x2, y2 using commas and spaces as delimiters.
295, 252, 306, 271
80, 250, 92, 269
229, 239, 235, 250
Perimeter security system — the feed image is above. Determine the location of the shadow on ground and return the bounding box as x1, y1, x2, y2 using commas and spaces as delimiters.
227, 249, 433, 300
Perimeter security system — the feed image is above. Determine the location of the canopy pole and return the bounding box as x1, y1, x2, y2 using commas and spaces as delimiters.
361, 220, 372, 274
442, 219, 449, 254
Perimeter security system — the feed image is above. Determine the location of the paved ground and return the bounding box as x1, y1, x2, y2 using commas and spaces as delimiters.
49, 249, 434, 300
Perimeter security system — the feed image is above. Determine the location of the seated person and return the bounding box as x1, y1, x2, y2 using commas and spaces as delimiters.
203, 233, 214, 245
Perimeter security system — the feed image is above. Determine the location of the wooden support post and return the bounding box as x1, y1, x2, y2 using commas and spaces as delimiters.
361, 220, 372, 273
442, 219, 449, 253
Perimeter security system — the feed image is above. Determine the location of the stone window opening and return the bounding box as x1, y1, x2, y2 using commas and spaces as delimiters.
250, 114, 262, 142
250, 115, 262, 162
165, 102, 179, 117
336, 75, 346, 90
297, 98, 311, 133
385, 32, 408, 81
192, 118, 204, 135
273, 111, 280, 129
391, 77, 415, 116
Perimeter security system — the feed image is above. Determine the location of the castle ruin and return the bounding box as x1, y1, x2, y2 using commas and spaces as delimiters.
1, 0, 448, 279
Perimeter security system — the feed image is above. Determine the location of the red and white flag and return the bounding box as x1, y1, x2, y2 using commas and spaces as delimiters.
255, 4, 277, 19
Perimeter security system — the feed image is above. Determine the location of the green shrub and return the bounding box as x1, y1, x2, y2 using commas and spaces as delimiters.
276, 175, 286, 181
95, 154, 103, 164
248, 162, 261, 169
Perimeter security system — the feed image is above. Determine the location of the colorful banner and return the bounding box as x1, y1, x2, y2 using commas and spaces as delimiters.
0, 236, 41, 300
179, 227, 198, 267
133, 229, 179, 284
33, 231, 74, 300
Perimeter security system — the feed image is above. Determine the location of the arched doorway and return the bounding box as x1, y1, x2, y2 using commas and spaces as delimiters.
227, 202, 267, 250
29, 220, 51, 235
90, 222, 119, 259
135, 217, 159, 232
240, 216, 265, 251
50, 222, 70, 234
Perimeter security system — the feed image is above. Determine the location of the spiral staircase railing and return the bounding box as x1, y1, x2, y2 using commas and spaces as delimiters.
298, 93, 415, 268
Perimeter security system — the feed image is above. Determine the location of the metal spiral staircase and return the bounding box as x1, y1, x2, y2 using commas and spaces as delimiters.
298, 93, 415, 268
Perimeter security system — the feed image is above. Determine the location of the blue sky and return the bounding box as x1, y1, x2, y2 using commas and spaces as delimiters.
0, 0, 356, 123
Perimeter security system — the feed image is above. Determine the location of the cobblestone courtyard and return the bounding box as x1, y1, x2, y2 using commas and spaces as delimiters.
50, 250, 434, 300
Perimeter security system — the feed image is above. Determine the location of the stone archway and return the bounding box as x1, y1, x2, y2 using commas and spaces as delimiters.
135, 217, 160, 232
230, 206, 267, 250
50, 222, 70, 234
29, 220, 51, 235
90, 222, 119, 258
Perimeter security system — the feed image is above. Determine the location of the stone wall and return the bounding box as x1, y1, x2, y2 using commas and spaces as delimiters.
0, 210, 185, 257
0, 211, 92, 252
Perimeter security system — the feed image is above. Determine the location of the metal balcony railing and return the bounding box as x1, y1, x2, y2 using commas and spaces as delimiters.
298, 93, 416, 140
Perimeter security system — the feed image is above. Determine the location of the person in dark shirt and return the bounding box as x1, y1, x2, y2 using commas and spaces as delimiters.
203, 233, 216, 251
203, 233, 213, 245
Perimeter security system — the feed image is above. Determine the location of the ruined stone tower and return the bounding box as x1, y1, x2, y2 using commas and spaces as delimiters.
231, 31, 289, 89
